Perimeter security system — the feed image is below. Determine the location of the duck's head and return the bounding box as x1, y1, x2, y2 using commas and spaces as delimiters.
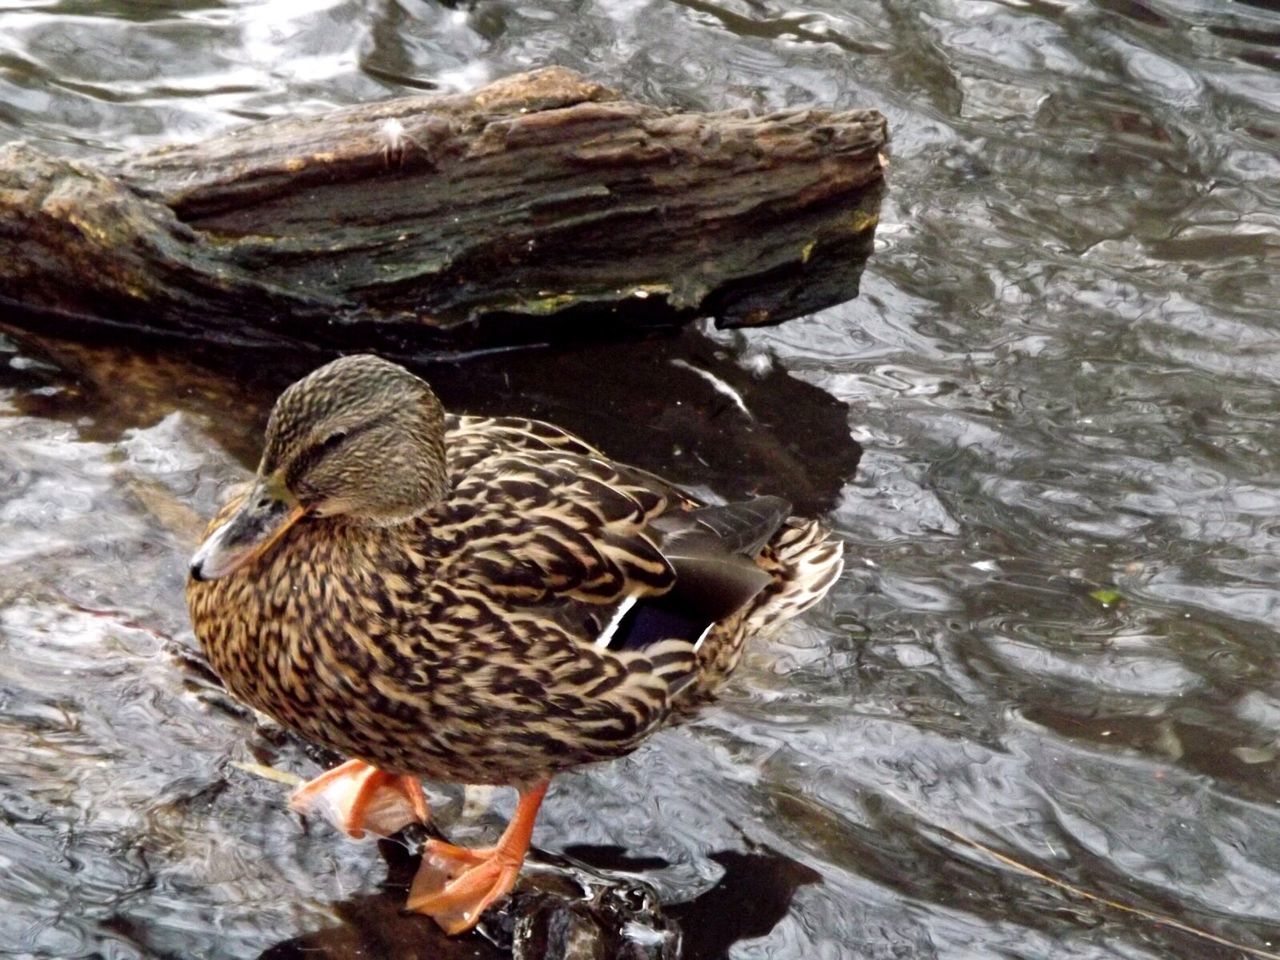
189, 354, 447, 582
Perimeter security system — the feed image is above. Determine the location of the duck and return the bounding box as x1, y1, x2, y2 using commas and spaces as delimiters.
186, 353, 844, 934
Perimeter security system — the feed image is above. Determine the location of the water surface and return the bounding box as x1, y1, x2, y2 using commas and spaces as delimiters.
3, 1, 1280, 957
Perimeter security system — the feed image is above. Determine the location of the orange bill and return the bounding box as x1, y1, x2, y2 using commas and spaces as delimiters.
189, 475, 306, 581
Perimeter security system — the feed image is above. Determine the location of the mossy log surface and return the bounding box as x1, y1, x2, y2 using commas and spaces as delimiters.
0, 66, 886, 350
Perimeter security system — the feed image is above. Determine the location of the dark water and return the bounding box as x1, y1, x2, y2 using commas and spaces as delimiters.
3, 1, 1280, 957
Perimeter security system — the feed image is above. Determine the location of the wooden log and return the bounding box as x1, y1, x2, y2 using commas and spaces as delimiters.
0, 67, 887, 351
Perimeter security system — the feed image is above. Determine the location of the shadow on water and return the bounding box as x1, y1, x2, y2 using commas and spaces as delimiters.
665, 849, 822, 960
249, 840, 819, 960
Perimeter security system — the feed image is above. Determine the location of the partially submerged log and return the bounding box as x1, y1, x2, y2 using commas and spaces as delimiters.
0, 67, 886, 350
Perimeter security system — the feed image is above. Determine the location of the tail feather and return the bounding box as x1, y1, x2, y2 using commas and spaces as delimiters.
672, 496, 793, 556
689, 517, 844, 698
744, 518, 845, 634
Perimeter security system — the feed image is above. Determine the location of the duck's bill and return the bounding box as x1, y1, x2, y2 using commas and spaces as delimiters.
189, 481, 306, 582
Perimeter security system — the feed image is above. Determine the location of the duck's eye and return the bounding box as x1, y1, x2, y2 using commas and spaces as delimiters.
317, 430, 349, 454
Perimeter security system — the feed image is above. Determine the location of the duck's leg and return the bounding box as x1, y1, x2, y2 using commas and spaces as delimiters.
288, 758, 430, 839
406, 780, 549, 934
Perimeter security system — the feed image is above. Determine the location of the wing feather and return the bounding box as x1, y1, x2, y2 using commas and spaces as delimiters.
437, 426, 676, 610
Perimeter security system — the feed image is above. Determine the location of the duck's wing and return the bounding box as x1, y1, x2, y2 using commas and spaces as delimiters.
439, 419, 791, 655
444, 414, 605, 476
608, 496, 791, 652
439, 449, 677, 605
420, 421, 797, 767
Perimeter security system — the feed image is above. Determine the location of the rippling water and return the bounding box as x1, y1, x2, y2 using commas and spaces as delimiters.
3, 1, 1280, 957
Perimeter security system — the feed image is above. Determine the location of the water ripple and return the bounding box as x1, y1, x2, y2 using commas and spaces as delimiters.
3, 0, 1280, 956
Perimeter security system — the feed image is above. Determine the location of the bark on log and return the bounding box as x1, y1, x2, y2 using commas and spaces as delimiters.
0, 67, 886, 351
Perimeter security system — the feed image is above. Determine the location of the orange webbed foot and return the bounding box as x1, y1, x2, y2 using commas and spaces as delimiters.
288, 758, 430, 839
405, 781, 549, 934
408, 840, 523, 934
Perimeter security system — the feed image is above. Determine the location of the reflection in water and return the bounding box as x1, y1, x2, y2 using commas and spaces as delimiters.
2, 0, 1280, 957
2, 322, 861, 514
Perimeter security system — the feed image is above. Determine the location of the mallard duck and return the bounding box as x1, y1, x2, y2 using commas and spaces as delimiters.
186, 354, 843, 934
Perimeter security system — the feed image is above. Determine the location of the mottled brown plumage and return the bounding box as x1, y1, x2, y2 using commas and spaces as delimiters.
186, 354, 844, 933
